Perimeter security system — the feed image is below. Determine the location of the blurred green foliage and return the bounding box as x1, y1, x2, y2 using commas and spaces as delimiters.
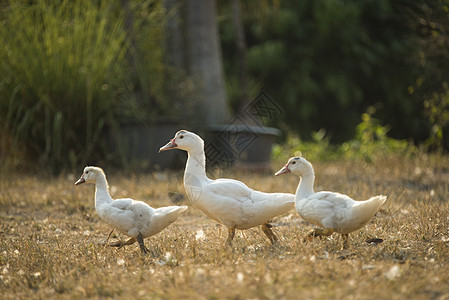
0, 0, 167, 172
220, 0, 449, 150
272, 106, 416, 164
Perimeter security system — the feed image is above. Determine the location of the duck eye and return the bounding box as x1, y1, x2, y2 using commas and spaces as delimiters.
292, 161, 296, 165
179, 135, 184, 139
86, 171, 89, 174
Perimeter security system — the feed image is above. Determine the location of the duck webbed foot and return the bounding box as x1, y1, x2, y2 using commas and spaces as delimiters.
304, 228, 334, 242
109, 237, 137, 249
261, 223, 279, 245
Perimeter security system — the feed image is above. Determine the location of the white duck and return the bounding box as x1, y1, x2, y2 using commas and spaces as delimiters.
159, 130, 295, 246
75, 166, 188, 254
275, 157, 387, 249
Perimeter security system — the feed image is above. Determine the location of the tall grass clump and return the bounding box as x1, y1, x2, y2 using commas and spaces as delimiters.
0, 0, 166, 173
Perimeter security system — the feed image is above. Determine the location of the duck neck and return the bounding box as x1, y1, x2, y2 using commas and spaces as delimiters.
296, 170, 315, 199
184, 147, 208, 186
94, 173, 112, 208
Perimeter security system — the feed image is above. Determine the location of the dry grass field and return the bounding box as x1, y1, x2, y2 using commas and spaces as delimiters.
1, 154, 449, 299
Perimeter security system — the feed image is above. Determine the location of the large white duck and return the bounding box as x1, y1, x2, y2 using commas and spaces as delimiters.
275, 157, 387, 249
159, 130, 295, 246
75, 166, 188, 254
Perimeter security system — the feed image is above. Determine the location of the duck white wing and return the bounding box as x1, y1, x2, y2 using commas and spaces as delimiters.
345, 195, 387, 233
140, 205, 188, 237
98, 198, 154, 237
296, 191, 354, 230
188, 179, 250, 225
153, 205, 188, 217
197, 179, 294, 229
297, 192, 386, 234
109, 198, 135, 210
207, 178, 253, 198
238, 190, 295, 229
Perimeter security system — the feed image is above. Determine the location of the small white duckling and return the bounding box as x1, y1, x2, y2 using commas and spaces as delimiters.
275, 157, 387, 249
75, 166, 188, 254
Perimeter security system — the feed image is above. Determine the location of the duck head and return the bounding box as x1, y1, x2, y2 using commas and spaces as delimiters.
275, 157, 313, 177
159, 130, 204, 153
75, 166, 104, 185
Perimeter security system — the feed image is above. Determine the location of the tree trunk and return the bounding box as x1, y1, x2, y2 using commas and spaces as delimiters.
232, 0, 248, 113
165, 0, 229, 127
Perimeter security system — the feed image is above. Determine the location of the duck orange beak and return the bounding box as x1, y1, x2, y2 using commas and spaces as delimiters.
74, 176, 85, 185
275, 164, 290, 176
159, 138, 177, 153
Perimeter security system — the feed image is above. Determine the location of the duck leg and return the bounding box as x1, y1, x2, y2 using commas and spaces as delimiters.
261, 223, 278, 244
225, 227, 236, 247
304, 228, 334, 242
341, 234, 350, 250
109, 237, 137, 248
136, 232, 150, 254
105, 229, 114, 245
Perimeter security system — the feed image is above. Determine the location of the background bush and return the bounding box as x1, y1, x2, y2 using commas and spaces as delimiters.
0, 0, 167, 172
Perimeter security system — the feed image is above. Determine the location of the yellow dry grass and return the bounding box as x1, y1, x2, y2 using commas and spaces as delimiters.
1, 154, 449, 299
